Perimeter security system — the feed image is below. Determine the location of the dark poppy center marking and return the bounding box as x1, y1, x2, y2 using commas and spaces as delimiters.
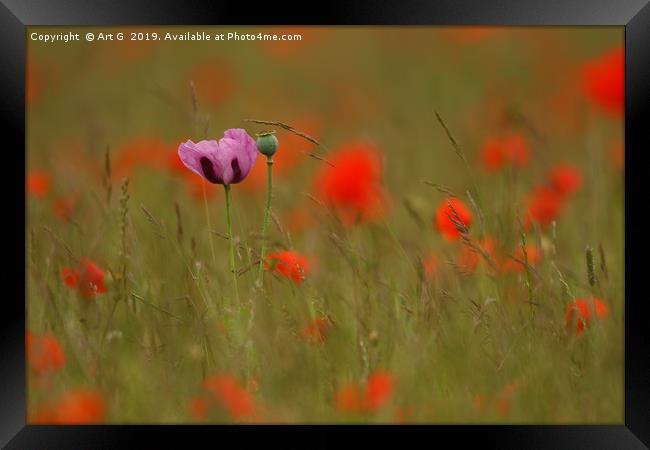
231, 158, 242, 183
200, 157, 222, 184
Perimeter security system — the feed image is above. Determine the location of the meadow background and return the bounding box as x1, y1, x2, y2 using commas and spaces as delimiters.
26, 26, 624, 423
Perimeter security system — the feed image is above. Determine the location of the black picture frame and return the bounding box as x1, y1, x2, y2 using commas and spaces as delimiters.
2, 0, 648, 448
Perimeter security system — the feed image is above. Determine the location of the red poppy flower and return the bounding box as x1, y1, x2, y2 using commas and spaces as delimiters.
435, 198, 474, 241
564, 297, 610, 336
301, 316, 330, 345
335, 383, 363, 413
363, 370, 395, 412
202, 375, 257, 420
548, 165, 582, 198
32, 389, 106, 424
265, 250, 310, 284
55, 390, 106, 424
480, 133, 530, 172
168, 148, 188, 175
481, 139, 506, 171
27, 332, 66, 376
62, 258, 107, 298
189, 395, 210, 420
581, 46, 624, 117
457, 237, 497, 273
496, 397, 512, 417
524, 185, 565, 228
27, 170, 51, 198
335, 370, 396, 414
495, 382, 522, 417
502, 244, 541, 272
78, 259, 107, 297
61, 267, 80, 287
314, 141, 388, 225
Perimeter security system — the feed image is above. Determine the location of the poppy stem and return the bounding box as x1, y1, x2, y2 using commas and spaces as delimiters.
202, 181, 218, 271
224, 184, 240, 308
257, 157, 274, 284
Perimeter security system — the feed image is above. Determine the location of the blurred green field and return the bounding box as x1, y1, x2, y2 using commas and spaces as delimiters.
26, 26, 624, 423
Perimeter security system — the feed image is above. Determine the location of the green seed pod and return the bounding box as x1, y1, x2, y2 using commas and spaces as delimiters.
256, 131, 279, 157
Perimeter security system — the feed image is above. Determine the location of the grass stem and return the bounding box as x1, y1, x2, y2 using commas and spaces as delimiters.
257, 157, 274, 284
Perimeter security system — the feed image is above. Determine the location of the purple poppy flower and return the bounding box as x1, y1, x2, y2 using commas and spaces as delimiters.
177, 128, 258, 185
